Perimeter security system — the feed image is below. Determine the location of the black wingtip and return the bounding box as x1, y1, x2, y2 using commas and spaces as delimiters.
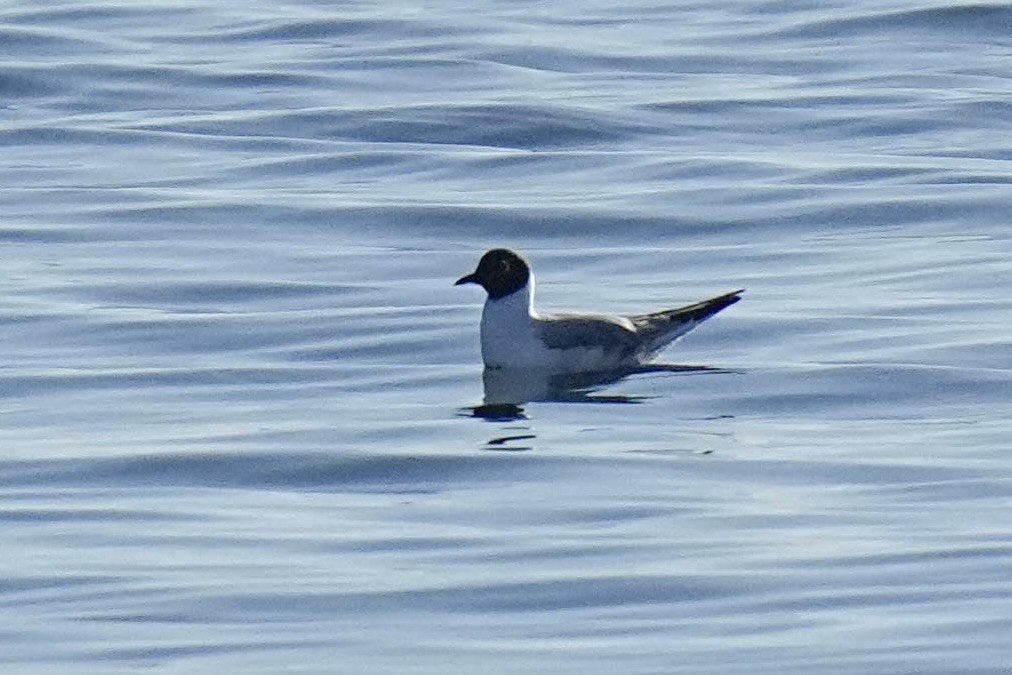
713, 288, 745, 307
702, 288, 744, 309
675, 289, 744, 323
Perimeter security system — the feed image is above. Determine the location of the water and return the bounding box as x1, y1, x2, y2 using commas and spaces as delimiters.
3, 1, 1012, 673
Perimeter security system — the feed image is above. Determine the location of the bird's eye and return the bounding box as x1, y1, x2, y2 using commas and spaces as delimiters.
498, 260, 509, 274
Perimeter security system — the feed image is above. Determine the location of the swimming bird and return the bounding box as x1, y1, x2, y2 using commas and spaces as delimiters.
455, 248, 743, 373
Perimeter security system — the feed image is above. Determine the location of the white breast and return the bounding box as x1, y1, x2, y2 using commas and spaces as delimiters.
479, 286, 549, 368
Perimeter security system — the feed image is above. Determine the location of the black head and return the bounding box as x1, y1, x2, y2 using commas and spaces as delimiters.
455, 248, 531, 300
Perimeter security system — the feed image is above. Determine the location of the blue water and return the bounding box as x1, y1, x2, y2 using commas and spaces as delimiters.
3, 1, 1012, 673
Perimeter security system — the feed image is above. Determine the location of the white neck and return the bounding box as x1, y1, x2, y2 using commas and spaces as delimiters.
478, 274, 543, 367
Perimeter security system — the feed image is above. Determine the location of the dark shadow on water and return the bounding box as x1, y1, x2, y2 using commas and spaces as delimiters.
465, 363, 736, 424
461, 363, 738, 451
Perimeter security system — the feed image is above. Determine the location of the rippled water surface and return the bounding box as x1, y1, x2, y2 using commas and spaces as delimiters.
3, 1, 1012, 673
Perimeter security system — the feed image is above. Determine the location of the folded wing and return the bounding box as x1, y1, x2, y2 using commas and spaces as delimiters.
629, 289, 744, 357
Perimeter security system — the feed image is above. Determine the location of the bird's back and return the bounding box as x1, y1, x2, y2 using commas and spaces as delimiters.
530, 289, 742, 371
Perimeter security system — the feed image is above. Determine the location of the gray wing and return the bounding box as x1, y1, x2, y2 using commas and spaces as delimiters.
629, 289, 744, 355
536, 314, 639, 355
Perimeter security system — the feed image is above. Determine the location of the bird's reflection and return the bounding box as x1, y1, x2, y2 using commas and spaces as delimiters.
470, 363, 726, 421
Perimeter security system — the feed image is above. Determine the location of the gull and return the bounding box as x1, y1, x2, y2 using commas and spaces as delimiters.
455, 248, 742, 373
